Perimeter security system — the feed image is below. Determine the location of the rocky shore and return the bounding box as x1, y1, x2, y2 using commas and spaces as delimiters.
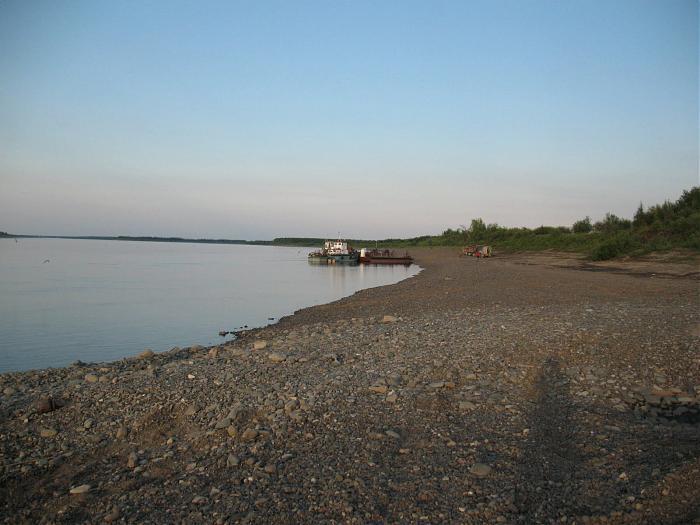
1, 248, 698, 524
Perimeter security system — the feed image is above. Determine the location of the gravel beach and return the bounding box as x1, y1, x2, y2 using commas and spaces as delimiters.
1, 248, 699, 524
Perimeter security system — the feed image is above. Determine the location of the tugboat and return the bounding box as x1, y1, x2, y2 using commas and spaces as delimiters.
359, 248, 413, 265
324, 239, 359, 264
307, 249, 330, 264
307, 239, 359, 264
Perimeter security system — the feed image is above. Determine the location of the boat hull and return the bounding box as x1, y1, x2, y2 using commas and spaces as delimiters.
359, 256, 413, 265
329, 253, 359, 264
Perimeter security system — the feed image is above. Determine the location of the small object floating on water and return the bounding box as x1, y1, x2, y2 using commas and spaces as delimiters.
268, 317, 275, 321
42, 259, 50, 264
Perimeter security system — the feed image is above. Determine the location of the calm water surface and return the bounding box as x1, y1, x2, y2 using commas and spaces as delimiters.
0, 239, 419, 372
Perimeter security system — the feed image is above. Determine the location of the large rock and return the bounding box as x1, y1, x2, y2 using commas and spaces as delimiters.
459, 401, 477, 411
40, 428, 57, 438
215, 417, 231, 430
36, 396, 60, 414
240, 428, 258, 442
138, 349, 155, 359
268, 352, 286, 363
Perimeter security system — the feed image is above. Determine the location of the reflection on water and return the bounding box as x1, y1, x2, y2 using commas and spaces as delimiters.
0, 239, 420, 372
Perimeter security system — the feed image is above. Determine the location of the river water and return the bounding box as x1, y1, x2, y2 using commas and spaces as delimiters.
0, 238, 419, 372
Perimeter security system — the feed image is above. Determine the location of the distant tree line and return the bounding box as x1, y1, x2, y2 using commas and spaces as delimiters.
4, 188, 698, 261
346, 187, 699, 260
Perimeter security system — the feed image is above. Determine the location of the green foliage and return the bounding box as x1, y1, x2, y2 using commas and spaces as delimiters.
590, 231, 639, 260
534, 225, 571, 235
273, 188, 699, 260
572, 216, 592, 233
594, 213, 631, 234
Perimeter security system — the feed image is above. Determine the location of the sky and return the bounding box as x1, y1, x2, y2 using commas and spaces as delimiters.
0, 0, 697, 239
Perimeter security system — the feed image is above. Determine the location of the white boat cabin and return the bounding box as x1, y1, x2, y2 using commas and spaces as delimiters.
324, 240, 351, 255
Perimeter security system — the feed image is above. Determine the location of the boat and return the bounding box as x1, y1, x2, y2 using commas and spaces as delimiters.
307, 250, 330, 264
359, 248, 413, 265
307, 239, 359, 264
324, 239, 359, 264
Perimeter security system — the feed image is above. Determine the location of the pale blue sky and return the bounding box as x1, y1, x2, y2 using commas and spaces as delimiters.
1, 0, 697, 239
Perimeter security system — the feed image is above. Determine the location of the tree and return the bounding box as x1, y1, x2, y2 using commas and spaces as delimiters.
467, 218, 487, 241
572, 216, 592, 233
594, 213, 632, 234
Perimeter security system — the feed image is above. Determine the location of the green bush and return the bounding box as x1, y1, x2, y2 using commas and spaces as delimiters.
275, 187, 699, 260
590, 232, 639, 261
594, 213, 632, 234
572, 216, 593, 233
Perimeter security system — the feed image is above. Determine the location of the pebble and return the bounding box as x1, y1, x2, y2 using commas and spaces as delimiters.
69, 484, 91, 495
84, 374, 99, 383
268, 352, 286, 363
241, 428, 258, 442
40, 428, 57, 438
104, 506, 121, 523
138, 349, 155, 359
470, 463, 492, 477
382, 315, 398, 323
253, 340, 268, 350
116, 426, 128, 439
